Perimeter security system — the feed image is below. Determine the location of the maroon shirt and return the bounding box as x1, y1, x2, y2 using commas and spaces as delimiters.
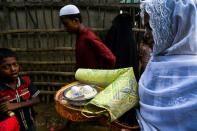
76, 28, 116, 69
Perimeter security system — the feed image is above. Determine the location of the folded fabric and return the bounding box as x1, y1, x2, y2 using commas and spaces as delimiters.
75, 67, 138, 122
75, 68, 129, 87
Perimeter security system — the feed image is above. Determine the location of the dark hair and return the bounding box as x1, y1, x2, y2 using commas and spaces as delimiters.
0, 48, 18, 63
61, 13, 82, 23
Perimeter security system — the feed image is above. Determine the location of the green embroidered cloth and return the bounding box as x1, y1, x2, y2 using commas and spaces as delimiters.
75, 67, 138, 122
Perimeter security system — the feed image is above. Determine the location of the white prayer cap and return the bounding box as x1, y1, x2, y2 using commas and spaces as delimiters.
59, 4, 80, 16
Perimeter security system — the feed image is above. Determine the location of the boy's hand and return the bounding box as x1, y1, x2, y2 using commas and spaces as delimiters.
0, 97, 9, 113
0, 96, 19, 110
6, 102, 20, 110
0, 96, 17, 111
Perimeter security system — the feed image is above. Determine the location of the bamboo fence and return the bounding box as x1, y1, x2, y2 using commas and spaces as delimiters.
0, 0, 143, 102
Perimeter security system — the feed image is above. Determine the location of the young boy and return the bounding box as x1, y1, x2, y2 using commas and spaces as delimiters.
0, 48, 40, 131
59, 4, 116, 69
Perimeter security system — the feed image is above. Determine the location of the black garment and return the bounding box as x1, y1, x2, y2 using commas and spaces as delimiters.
104, 13, 139, 80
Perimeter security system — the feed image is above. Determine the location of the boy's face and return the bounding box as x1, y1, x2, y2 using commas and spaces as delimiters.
0, 57, 20, 81
61, 17, 79, 33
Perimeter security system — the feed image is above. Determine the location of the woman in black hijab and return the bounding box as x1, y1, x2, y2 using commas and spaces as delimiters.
105, 13, 139, 80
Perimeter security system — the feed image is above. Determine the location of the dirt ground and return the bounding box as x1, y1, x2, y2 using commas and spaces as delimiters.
34, 101, 139, 131
34, 102, 110, 131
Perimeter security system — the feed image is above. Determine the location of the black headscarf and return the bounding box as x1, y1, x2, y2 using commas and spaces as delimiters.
104, 13, 139, 80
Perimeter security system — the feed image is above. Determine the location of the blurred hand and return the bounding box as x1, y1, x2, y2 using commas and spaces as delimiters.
6, 102, 19, 111
0, 97, 9, 113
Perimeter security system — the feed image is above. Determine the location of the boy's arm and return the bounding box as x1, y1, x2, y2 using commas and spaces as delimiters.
7, 76, 40, 111
88, 37, 116, 68
6, 96, 40, 110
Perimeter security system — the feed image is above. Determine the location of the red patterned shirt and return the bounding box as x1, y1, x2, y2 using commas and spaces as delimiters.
0, 76, 40, 131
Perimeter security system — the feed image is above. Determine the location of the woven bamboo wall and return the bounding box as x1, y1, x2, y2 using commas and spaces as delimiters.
0, 0, 142, 102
